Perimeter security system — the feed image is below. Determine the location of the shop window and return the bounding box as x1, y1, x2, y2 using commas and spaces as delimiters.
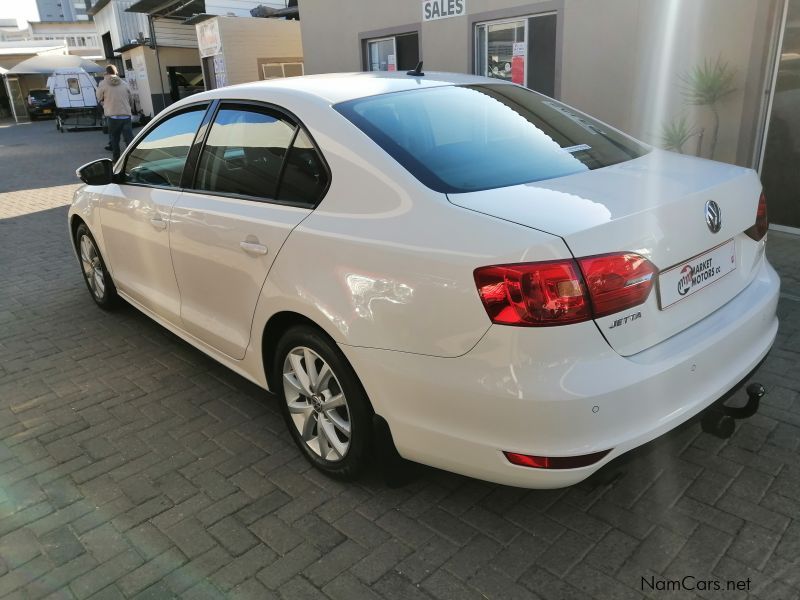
365, 32, 419, 72
474, 13, 556, 96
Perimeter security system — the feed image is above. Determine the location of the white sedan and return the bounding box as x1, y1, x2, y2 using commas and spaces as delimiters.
69, 71, 779, 488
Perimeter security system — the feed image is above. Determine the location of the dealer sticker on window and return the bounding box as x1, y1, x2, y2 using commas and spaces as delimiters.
658, 239, 736, 309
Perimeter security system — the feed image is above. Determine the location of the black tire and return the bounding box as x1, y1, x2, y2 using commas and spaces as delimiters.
272, 325, 373, 480
75, 223, 119, 309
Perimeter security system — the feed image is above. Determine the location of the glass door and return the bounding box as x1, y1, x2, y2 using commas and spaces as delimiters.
761, 0, 800, 229
475, 13, 557, 95
368, 38, 397, 72
475, 19, 527, 84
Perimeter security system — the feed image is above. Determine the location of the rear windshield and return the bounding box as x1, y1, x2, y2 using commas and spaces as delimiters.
335, 84, 648, 194
29, 90, 51, 100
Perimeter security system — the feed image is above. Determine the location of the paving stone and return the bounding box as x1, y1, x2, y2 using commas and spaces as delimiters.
303, 539, 367, 586
208, 516, 259, 557
0, 121, 799, 600
164, 517, 217, 559
39, 526, 85, 565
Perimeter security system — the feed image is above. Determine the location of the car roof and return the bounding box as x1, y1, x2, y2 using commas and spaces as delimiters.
186, 71, 508, 107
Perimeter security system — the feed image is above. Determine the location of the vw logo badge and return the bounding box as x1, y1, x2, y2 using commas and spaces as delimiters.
705, 200, 722, 233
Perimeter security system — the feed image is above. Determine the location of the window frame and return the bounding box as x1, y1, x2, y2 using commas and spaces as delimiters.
116, 100, 213, 191
184, 99, 332, 209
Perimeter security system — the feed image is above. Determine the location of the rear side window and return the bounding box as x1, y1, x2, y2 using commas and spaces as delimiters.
124, 106, 206, 188
195, 106, 295, 200
335, 84, 648, 193
277, 129, 329, 204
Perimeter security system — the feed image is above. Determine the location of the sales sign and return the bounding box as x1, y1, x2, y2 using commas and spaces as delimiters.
422, 0, 466, 21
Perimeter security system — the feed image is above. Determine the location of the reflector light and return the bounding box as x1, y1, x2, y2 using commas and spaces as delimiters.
503, 449, 611, 469
745, 192, 768, 241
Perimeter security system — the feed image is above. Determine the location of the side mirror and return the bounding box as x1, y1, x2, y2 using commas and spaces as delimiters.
76, 158, 114, 186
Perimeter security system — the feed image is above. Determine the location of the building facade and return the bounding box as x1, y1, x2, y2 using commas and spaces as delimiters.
1, 21, 104, 59
36, 0, 96, 22
298, 0, 800, 232
196, 15, 302, 90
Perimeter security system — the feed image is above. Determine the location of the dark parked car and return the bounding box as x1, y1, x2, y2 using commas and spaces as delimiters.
27, 89, 56, 120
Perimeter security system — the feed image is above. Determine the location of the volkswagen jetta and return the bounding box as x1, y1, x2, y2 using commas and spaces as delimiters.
68, 72, 779, 488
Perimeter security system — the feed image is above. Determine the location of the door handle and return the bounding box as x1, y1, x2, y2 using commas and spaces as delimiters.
150, 216, 167, 231
239, 241, 268, 256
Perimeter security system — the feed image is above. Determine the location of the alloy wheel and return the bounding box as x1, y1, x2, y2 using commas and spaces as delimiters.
79, 234, 105, 300
282, 346, 351, 462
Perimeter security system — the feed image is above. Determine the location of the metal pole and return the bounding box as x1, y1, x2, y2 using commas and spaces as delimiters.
756, 0, 789, 174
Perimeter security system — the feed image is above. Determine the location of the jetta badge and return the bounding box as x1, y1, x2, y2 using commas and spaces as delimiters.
705, 200, 722, 233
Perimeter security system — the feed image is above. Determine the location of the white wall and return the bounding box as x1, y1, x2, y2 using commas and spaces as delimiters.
298, 0, 780, 166
93, 0, 149, 51
215, 16, 302, 85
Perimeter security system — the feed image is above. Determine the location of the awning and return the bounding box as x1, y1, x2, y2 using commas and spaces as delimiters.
114, 41, 149, 54
182, 13, 215, 25
7, 54, 104, 75
127, 0, 205, 18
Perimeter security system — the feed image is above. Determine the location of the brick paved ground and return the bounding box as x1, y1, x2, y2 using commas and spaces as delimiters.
1, 119, 799, 599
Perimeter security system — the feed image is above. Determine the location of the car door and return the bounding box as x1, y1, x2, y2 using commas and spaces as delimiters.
99, 104, 208, 323
169, 102, 330, 359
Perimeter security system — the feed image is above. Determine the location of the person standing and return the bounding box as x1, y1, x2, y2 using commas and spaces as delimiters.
96, 65, 134, 162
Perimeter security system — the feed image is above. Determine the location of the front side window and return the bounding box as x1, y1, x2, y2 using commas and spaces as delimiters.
335, 84, 648, 194
194, 106, 296, 199
124, 106, 206, 187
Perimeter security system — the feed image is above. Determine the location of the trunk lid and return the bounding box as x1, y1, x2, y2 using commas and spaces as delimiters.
449, 150, 765, 356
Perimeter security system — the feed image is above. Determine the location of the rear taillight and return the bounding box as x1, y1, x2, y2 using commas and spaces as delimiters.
474, 253, 656, 326
745, 192, 768, 241
473, 260, 590, 326
577, 253, 657, 319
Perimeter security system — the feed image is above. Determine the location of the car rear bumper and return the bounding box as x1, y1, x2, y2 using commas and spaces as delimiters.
341, 257, 780, 488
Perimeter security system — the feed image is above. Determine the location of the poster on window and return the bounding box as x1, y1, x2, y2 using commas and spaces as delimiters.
213, 53, 227, 88
387, 54, 396, 72
511, 42, 525, 85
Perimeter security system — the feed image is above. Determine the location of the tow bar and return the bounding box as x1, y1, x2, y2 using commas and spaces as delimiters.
700, 383, 765, 439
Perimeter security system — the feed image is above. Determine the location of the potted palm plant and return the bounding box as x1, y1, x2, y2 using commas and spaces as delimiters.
680, 57, 737, 159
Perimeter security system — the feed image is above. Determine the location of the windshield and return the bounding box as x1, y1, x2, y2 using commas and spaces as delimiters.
335, 84, 648, 193
29, 90, 52, 101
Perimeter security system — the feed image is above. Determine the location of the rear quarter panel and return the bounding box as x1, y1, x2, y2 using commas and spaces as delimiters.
250, 103, 571, 358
